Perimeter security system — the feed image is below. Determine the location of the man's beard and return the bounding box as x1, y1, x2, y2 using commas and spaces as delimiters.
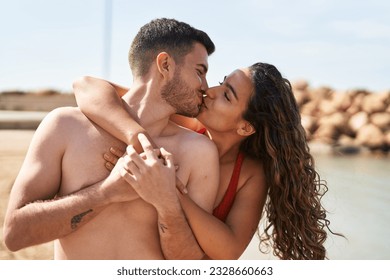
161, 72, 200, 118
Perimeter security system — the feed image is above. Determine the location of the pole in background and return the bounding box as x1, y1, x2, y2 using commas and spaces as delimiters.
103, 0, 112, 79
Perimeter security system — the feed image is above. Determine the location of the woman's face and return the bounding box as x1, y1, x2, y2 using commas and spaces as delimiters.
197, 67, 254, 133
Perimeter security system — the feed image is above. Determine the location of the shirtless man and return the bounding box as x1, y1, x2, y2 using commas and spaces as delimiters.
3, 18, 219, 259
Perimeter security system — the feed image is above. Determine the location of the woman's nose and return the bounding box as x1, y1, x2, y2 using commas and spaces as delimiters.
205, 87, 216, 99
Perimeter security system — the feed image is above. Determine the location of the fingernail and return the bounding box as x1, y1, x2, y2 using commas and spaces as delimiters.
126, 145, 135, 153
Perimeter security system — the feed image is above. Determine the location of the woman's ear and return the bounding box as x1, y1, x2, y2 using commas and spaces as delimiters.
156, 52, 174, 79
237, 120, 256, 137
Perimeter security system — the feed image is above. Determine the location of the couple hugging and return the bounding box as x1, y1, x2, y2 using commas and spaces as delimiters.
4, 18, 336, 260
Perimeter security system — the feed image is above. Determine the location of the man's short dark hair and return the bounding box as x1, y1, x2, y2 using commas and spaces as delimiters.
128, 18, 215, 77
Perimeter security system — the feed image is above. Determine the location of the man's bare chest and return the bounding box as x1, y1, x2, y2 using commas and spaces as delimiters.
59, 127, 126, 195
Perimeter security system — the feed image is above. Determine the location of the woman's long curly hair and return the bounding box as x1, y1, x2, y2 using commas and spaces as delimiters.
240, 62, 336, 259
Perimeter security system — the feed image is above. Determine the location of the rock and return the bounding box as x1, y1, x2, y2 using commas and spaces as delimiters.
355, 124, 385, 148
332, 90, 352, 111
312, 124, 339, 144
292, 79, 309, 91
300, 101, 319, 117
337, 135, 357, 146
301, 114, 317, 139
385, 131, 390, 146
361, 94, 387, 114
376, 90, 390, 105
318, 99, 338, 115
370, 112, 390, 129
346, 92, 366, 115
318, 112, 348, 129
293, 89, 311, 106
310, 86, 334, 101
349, 112, 369, 133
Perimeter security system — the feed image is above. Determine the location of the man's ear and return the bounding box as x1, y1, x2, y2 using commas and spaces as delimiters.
237, 120, 256, 137
156, 52, 174, 79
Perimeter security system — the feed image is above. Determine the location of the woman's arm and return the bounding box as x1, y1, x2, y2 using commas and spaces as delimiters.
73, 76, 151, 152
73, 77, 204, 152
178, 164, 267, 259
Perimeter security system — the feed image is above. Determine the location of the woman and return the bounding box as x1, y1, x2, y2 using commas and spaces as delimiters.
74, 62, 335, 259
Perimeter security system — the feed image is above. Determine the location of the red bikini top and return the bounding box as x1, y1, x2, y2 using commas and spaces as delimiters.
195, 127, 245, 221
213, 152, 245, 222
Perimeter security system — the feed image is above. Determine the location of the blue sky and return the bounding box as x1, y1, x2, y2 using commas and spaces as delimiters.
1, 0, 389, 92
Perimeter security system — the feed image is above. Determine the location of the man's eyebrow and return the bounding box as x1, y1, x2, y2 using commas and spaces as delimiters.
197, 64, 208, 74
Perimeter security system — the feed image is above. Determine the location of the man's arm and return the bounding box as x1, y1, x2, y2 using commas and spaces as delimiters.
3, 108, 138, 251
121, 134, 220, 259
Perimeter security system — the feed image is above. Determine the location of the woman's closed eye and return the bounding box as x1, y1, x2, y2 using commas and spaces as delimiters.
224, 92, 231, 101
219, 81, 231, 102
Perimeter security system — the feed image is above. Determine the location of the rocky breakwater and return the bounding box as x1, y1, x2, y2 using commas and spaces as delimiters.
0, 89, 76, 129
0, 89, 76, 111
292, 81, 390, 155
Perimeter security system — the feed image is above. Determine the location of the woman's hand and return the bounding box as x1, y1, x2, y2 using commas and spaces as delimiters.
104, 146, 166, 171
119, 134, 178, 209
103, 147, 124, 171
103, 141, 188, 194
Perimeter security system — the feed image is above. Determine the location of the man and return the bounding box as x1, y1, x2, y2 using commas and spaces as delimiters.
3, 18, 219, 259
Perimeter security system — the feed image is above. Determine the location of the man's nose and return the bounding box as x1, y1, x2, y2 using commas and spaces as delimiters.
201, 78, 209, 91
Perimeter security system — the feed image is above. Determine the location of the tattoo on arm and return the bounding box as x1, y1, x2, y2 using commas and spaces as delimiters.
159, 223, 168, 233
71, 209, 93, 230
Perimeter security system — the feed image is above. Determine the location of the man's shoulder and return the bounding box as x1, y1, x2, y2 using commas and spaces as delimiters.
46, 106, 83, 120
34, 107, 92, 142
41, 107, 87, 127
173, 128, 219, 172
176, 126, 216, 153
162, 122, 218, 166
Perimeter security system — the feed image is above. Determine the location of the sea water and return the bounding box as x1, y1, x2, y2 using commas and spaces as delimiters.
240, 154, 390, 260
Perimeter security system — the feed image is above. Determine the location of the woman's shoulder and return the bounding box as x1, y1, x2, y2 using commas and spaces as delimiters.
242, 155, 264, 175
237, 155, 266, 193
